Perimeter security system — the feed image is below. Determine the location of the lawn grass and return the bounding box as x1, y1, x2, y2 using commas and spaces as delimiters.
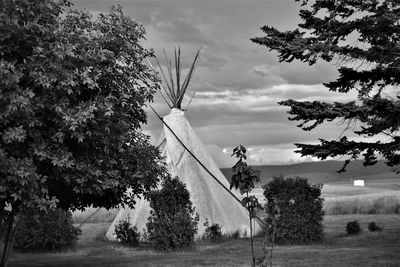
9, 214, 400, 267
49, 177, 400, 266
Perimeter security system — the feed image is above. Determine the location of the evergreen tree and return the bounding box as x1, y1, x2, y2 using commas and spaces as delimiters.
252, 0, 400, 172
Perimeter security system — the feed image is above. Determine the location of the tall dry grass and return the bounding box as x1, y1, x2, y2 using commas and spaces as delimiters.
72, 190, 400, 222
323, 191, 400, 215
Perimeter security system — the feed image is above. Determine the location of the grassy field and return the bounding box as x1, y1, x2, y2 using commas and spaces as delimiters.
71, 160, 400, 223
221, 160, 400, 185
247, 180, 400, 216
70, 177, 400, 228
324, 190, 400, 215
18, 161, 400, 266
9, 214, 400, 267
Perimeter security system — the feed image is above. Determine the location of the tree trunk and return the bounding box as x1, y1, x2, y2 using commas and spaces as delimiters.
269, 221, 276, 267
0, 204, 5, 265
250, 214, 255, 267
0, 209, 17, 267
247, 193, 255, 267
0, 216, 13, 267
0, 202, 7, 239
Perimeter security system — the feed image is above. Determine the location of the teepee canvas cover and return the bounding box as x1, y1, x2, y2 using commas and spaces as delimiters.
157, 108, 254, 236
106, 109, 255, 240
105, 197, 151, 240
106, 47, 258, 240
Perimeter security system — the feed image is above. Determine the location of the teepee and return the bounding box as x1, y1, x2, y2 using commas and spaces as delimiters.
106, 48, 258, 240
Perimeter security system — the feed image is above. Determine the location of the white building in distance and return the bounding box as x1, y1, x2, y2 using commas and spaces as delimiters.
354, 180, 365, 187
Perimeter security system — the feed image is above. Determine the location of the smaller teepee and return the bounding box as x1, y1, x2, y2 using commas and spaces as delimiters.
106, 48, 259, 240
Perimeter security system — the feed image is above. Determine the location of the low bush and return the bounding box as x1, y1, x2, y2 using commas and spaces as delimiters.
114, 216, 140, 246
368, 221, 382, 232
146, 176, 199, 251
203, 219, 223, 242
346, 220, 361, 235
395, 203, 400, 214
14, 208, 81, 251
222, 230, 241, 240
263, 175, 324, 244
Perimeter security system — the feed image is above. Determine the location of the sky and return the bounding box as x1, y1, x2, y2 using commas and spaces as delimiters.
72, 0, 359, 167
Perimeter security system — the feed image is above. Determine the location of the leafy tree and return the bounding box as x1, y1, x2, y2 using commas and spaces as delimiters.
230, 145, 261, 267
263, 176, 324, 244
145, 176, 199, 251
252, 0, 400, 173
259, 197, 280, 267
0, 1, 165, 266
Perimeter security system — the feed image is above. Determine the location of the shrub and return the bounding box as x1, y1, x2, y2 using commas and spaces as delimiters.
114, 216, 140, 246
346, 220, 361, 235
203, 219, 223, 242
14, 208, 81, 251
146, 176, 199, 251
225, 230, 241, 239
395, 203, 400, 214
263, 175, 324, 244
368, 222, 382, 232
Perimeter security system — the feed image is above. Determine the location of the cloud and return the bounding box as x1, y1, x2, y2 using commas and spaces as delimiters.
238, 144, 318, 165
279, 61, 339, 85
74, 1, 367, 164
205, 144, 236, 168
198, 52, 230, 70
252, 65, 280, 78
155, 19, 211, 45
144, 82, 359, 151
208, 143, 322, 167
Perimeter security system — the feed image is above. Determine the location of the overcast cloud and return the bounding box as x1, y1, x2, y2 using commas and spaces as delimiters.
72, 0, 358, 167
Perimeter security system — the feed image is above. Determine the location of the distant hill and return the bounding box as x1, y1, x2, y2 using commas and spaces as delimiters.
221, 160, 399, 185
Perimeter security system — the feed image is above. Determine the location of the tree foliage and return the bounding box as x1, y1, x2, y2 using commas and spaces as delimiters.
0, 0, 165, 265
14, 208, 81, 251
114, 216, 141, 247
346, 220, 361, 235
252, 0, 400, 172
263, 176, 324, 244
203, 219, 223, 243
230, 145, 261, 195
230, 145, 261, 267
145, 176, 199, 251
